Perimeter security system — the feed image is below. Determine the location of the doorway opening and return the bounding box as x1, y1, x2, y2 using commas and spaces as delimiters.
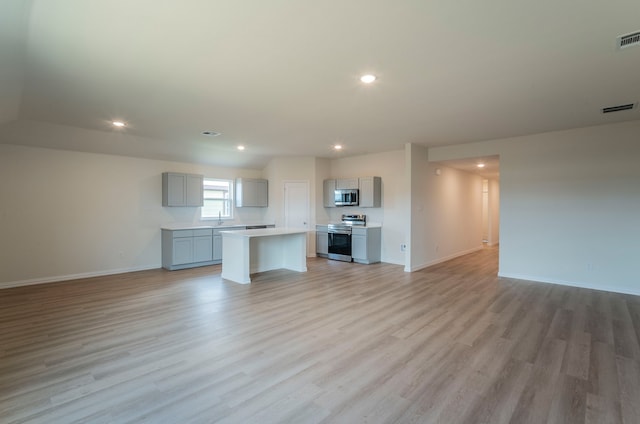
482, 178, 500, 246
434, 155, 500, 247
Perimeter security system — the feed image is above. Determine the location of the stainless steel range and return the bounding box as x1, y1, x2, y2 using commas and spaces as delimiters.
327, 214, 366, 262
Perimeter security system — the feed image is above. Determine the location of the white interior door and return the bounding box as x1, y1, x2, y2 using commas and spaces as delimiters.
482, 179, 489, 243
284, 180, 311, 256
284, 181, 309, 229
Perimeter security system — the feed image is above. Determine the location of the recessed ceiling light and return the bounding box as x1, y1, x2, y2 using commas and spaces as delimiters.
477, 163, 486, 168
334, 144, 343, 151
112, 121, 126, 127
237, 145, 245, 151
360, 74, 376, 84
202, 131, 221, 136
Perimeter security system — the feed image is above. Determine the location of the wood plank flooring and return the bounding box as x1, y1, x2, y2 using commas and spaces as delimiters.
1, 247, 639, 423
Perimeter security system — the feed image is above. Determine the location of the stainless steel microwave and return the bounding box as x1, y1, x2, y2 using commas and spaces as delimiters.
334, 189, 359, 206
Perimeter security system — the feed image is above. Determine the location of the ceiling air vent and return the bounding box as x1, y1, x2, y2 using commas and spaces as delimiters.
617, 31, 640, 49
602, 103, 636, 114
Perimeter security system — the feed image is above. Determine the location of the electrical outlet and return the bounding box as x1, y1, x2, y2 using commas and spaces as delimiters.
400, 244, 407, 252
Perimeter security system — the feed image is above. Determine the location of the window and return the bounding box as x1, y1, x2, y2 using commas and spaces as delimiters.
201, 178, 233, 219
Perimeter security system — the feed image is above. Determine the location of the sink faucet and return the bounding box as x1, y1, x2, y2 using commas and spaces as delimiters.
217, 211, 223, 226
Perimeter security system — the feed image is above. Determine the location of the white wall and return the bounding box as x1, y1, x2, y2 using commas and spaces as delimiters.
0, 144, 263, 287
0, 0, 30, 124
407, 144, 484, 271
406, 143, 428, 271
488, 178, 500, 246
428, 165, 483, 265
329, 149, 407, 265
429, 120, 640, 295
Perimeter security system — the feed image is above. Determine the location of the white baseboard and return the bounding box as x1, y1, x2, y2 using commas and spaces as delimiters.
405, 246, 484, 273
498, 272, 640, 297
0, 264, 162, 290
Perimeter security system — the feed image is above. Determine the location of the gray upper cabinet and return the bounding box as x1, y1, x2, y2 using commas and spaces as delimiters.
359, 176, 381, 208
185, 174, 204, 206
324, 176, 382, 208
336, 178, 359, 190
162, 172, 204, 207
323, 179, 336, 207
236, 178, 268, 207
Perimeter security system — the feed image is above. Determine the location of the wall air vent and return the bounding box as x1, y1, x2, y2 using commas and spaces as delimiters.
602, 103, 636, 114
617, 31, 640, 49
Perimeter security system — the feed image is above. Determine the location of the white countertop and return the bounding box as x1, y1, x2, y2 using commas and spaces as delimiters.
220, 227, 309, 238
161, 223, 274, 231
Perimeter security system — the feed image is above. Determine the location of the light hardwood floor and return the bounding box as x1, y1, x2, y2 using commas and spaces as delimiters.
1, 247, 639, 423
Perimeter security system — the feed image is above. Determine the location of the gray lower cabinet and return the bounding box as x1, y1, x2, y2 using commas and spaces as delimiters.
213, 229, 224, 262
193, 234, 213, 263
171, 236, 193, 265
163, 225, 274, 270
316, 225, 328, 257
162, 228, 214, 270
351, 227, 381, 264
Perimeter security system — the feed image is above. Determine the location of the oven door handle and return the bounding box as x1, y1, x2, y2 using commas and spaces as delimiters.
328, 230, 351, 235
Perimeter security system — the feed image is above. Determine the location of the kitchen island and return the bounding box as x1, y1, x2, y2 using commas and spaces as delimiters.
220, 228, 308, 284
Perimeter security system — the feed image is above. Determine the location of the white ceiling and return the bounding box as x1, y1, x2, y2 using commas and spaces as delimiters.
1, 0, 640, 169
